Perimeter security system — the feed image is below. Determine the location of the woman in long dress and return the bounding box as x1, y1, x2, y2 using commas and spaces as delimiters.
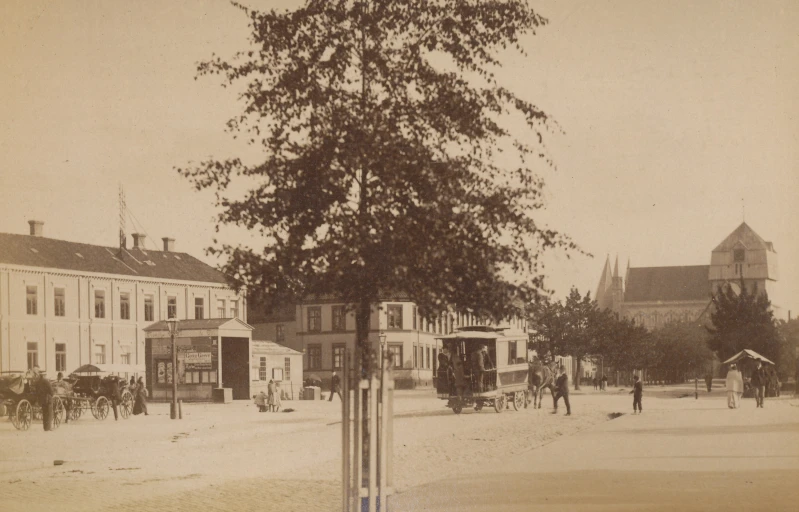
725, 364, 743, 409
134, 377, 149, 416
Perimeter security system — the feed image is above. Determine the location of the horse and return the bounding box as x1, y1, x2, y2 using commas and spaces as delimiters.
526, 359, 558, 409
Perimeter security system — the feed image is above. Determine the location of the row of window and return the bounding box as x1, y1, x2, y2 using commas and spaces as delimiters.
23, 286, 239, 321
25, 342, 131, 372
305, 304, 523, 335
258, 357, 292, 381
305, 343, 437, 371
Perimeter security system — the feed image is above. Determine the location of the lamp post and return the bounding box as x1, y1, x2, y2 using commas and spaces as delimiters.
167, 317, 180, 420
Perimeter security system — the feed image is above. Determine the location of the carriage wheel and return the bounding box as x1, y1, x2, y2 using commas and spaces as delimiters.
474, 401, 483, 412
70, 401, 83, 421
494, 394, 506, 413
513, 391, 525, 411
92, 396, 109, 420
452, 400, 463, 414
120, 391, 133, 419
15, 399, 32, 431
52, 397, 64, 430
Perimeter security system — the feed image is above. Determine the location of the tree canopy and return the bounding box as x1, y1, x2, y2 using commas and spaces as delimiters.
708, 282, 780, 364
178, 0, 576, 359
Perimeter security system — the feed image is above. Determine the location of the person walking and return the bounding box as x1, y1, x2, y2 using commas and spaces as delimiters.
133, 377, 149, 416
629, 375, 643, 414
601, 374, 608, 391
273, 381, 282, 412
267, 379, 276, 412
329, 372, 342, 402
33, 368, 54, 431
552, 366, 571, 416
54, 372, 72, 424
705, 373, 713, 393
725, 364, 743, 409
751, 360, 767, 408
593, 376, 598, 390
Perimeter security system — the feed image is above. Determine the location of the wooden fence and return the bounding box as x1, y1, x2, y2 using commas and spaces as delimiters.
342, 350, 394, 512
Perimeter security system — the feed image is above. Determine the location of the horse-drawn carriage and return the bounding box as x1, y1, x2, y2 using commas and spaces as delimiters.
435, 327, 530, 414
0, 372, 67, 431
66, 364, 139, 421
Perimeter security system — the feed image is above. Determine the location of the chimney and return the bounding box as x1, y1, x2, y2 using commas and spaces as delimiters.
28, 220, 44, 237
162, 237, 175, 252
132, 233, 146, 249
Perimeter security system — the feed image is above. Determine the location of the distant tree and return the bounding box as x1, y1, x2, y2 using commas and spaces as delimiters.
597, 315, 649, 382
776, 317, 799, 381
178, 0, 576, 374
559, 288, 599, 390
707, 281, 780, 364
650, 322, 714, 383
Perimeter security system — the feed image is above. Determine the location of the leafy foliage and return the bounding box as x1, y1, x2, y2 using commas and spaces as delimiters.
776, 317, 799, 381
708, 281, 780, 363
177, 1, 577, 352
649, 322, 714, 383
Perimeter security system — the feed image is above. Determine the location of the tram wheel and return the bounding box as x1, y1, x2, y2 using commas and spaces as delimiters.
513, 391, 525, 411
474, 401, 483, 412
452, 401, 463, 414
494, 394, 506, 413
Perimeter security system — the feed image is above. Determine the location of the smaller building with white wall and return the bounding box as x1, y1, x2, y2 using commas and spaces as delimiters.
250, 340, 303, 400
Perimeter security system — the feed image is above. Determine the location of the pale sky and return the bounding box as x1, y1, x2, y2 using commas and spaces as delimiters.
1, 0, 797, 317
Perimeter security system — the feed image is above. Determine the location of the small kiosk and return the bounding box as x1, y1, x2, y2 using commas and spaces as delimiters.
143, 318, 253, 402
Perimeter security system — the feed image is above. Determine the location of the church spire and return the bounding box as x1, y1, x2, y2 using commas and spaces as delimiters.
613, 255, 619, 278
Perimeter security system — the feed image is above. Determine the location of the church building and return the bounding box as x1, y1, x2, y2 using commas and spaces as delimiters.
596, 222, 778, 330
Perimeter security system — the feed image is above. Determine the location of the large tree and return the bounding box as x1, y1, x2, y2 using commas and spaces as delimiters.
178, 0, 575, 371
708, 281, 780, 364
650, 321, 714, 383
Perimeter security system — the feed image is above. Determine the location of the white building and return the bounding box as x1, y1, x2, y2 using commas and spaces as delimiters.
257, 297, 528, 389
0, 221, 246, 376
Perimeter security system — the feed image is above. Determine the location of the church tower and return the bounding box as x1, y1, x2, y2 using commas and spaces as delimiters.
708, 222, 778, 297
595, 256, 614, 311
611, 255, 624, 314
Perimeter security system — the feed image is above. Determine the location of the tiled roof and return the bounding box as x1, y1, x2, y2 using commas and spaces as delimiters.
712, 222, 772, 252
252, 340, 301, 355
0, 232, 228, 284
624, 265, 710, 302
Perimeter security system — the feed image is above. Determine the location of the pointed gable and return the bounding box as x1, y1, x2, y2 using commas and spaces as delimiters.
595, 256, 614, 310
712, 222, 771, 253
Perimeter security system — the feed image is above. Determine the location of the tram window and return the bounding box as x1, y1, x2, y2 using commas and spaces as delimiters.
508, 341, 517, 365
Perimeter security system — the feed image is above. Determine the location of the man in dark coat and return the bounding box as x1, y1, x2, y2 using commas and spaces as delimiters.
629, 374, 643, 414
103, 375, 122, 420
552, 366, 571, 416
471, 345, 492, 392
328, 372, 342, 402
33, 368, 54, 431
750, 359, 767, 408
704, 373, 713, 392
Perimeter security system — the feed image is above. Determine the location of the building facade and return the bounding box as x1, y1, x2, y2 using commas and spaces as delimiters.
250, 339, 303, 400
0, 221, 246, 376
249, 298, 527, 390
596, 222, 778, 330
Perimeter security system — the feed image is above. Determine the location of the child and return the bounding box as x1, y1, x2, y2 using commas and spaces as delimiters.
630, 375, 643, 414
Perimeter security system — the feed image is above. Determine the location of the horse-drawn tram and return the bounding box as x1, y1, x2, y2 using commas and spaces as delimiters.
435, 326, 529, 414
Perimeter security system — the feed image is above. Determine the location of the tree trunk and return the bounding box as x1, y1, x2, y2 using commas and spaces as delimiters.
354, 299, 373, 376
574, 358, 581, 391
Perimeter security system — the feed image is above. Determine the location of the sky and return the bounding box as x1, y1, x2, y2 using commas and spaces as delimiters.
1, 0, 797, 318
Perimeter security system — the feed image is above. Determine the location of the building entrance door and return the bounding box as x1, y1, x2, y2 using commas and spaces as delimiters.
221, 337, 250, 399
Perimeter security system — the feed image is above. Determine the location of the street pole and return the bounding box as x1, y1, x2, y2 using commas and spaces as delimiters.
167, 318, 180, 420
171, 330, 178, 419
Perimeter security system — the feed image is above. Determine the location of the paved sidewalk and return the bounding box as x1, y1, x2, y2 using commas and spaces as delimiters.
392, 397, 799, 512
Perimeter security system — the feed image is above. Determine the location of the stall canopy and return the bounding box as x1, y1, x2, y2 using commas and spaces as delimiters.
722, 349, 775, 366
70, 363, 146, 375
